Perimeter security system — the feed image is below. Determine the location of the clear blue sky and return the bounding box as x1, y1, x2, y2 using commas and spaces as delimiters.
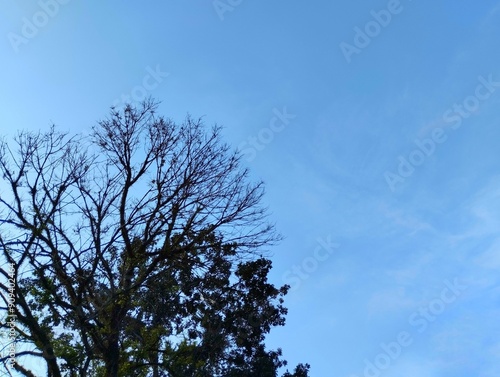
2, 1, 500, 376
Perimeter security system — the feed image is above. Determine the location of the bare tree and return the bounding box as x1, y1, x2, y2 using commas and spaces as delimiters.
0, 100, 308, 377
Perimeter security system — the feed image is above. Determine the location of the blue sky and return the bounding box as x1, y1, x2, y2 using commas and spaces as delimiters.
2, 1, 500, 376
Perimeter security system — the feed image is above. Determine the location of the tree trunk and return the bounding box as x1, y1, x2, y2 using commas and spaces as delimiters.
104, 336, 120, 377
104, 306, 122, 377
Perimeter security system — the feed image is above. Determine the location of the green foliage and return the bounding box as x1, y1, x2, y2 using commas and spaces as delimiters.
0, 100, 309, 377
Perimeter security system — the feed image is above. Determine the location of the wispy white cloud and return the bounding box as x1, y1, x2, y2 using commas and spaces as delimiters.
440, 176, 500, 244
378, 202, 434, 236
382, 357, 440, 377
367, 286, 418, 316
385, 252, 435, 284
474, 237, 500, 270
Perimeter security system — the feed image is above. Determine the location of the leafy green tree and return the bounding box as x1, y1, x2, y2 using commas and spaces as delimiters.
0, 99, 310, 377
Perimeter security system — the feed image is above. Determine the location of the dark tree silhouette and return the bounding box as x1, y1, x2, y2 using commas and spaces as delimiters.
0, 100, 310, 377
